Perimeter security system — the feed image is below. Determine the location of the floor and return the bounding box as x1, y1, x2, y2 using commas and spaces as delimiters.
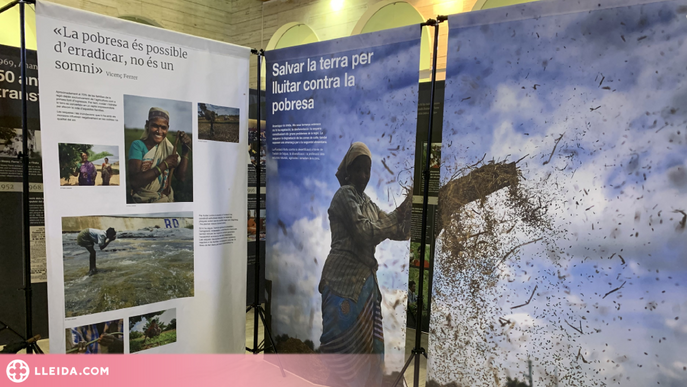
4, 309, 428, 386
245, 307, 428, 387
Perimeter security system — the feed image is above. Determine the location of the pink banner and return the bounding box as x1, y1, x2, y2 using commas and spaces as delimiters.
2, 355, 324, 386
2, 354, 395, 386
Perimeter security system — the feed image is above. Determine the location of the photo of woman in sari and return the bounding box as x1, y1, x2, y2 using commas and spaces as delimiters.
126, 107, 192, 203
101, 157, 113, 186
318, 142, 412, 387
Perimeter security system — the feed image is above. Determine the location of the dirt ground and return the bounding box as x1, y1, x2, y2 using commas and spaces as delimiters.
198, 119, 239, 143
61, 164, 120, 186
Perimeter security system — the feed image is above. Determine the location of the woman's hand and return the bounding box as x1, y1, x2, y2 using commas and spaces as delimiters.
163, 154, 179, 169
76, 340, 88, 353
397, 190, 413, 239
179, 131, 192, 154
398, 190, 413, 220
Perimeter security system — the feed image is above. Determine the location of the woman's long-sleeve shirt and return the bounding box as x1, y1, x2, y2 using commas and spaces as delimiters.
319, 185, 407, 302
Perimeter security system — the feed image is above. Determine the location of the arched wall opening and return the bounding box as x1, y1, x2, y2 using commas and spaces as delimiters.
260, 22, 320, 89
351, 1, 431, 81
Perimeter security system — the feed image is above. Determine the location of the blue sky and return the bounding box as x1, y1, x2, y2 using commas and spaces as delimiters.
431, 1, 687, 386
130, 308, 176, 333
198, 103, 239, 117
265, 25, 421, 371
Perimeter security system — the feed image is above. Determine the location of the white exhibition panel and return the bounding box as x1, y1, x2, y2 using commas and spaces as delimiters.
36, 1, 249, 354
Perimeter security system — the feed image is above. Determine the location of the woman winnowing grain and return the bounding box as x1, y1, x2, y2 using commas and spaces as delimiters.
318, 142, 412, 386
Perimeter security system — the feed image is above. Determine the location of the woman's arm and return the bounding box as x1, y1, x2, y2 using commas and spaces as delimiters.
127, 158, 175, 189
332, 187, 409, 246
173, 131, 191, 182
127, 139, 178, 189
380, 190, 412, 241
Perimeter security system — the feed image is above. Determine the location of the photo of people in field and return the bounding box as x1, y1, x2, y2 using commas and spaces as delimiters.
129, 308, 177, 353
198, 103, 240, 143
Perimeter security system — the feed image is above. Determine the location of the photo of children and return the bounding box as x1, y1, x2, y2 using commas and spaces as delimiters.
124, 95, 193, 203
65, 319, 124, 354
58, 144, 119, 186
129, 308, 177, 353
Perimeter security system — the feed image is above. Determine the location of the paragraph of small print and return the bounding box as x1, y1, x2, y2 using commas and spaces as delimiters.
198, 213, 237, 247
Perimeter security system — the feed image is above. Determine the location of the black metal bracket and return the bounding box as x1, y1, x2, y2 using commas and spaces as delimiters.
0, 0, 18, 14
0, 0, 35, 14
422, 18, 437, 27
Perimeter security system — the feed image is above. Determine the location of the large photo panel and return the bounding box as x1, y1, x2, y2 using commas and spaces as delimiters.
266, 25, 421, 384
430, 0, 687, 386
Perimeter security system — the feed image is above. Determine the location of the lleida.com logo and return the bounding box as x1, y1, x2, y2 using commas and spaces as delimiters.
6, 359, 108, 382
6, 359, 30, 383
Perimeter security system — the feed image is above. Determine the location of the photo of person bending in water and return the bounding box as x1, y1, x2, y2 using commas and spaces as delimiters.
76, 227, 116, 275
62, 213, 194, 317
124, 96, 193, 203
318, 142, 412, 386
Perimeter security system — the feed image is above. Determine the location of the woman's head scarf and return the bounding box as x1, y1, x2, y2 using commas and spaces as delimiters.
141, 107, 170, 140
336, 142, 372, 186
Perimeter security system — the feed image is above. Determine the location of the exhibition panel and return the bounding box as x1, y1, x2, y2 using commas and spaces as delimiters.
265, 25, 421, 384
0, 43, 49, 345
36, 1, 249, 354
430, 0, 687, 385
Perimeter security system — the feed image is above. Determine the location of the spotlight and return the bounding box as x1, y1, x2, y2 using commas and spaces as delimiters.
331, 0, 344, 12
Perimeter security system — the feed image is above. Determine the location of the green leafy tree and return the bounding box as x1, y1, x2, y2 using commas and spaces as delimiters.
167, 319, 176, 330
58, 143, 92, 180
130, 331, 143, 340
88, 149, 113, 162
